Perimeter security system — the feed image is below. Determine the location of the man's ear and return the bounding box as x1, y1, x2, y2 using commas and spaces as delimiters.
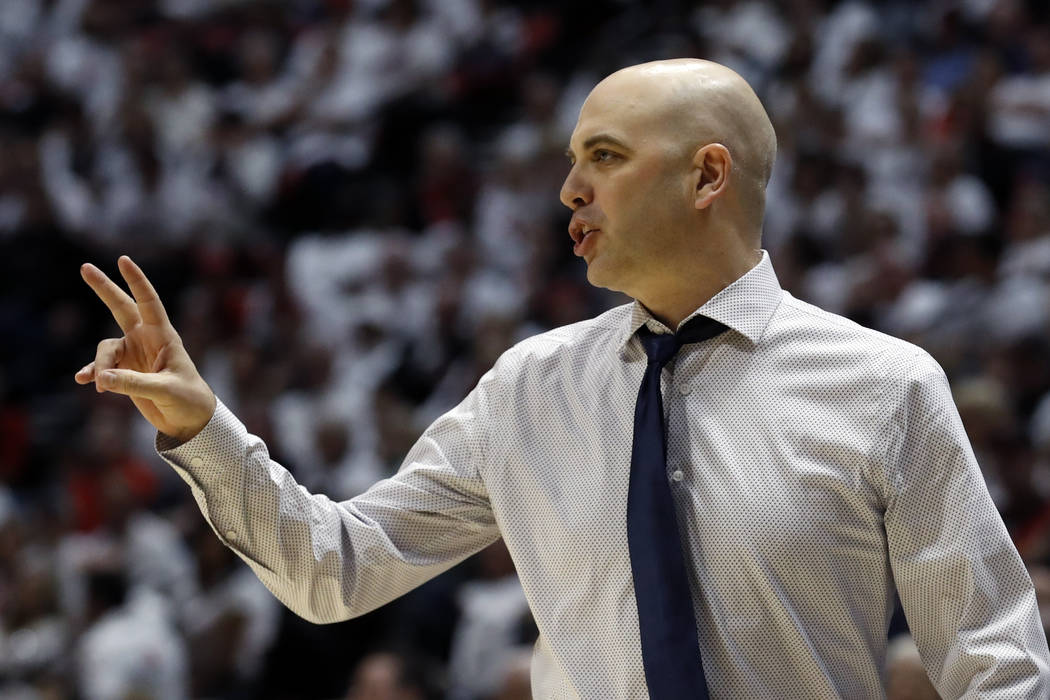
692, 143, 732, 210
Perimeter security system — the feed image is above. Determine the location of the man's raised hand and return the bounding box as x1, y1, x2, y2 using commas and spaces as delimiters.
74, 256, 216, 443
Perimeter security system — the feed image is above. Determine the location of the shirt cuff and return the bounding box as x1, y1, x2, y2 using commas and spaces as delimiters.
155, 398, 244, 481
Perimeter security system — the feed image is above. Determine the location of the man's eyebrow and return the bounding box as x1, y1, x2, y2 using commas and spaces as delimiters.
565, 134, 633, 160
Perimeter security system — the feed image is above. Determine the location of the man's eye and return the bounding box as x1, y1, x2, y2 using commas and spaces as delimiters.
593, 150, 616, 162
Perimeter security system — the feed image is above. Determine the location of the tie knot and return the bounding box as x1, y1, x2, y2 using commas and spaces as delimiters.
639, 329, 681, 366
637, 315, 729, 367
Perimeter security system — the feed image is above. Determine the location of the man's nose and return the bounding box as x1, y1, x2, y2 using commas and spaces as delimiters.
559, 167, 592, 210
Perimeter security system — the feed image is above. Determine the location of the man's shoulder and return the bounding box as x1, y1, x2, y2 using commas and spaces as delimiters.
490, 303, 631, 375
773, 292, 942, 381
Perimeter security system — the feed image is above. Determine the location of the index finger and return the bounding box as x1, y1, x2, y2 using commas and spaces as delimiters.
116, 256, 172, 328
81, 262, 142, 333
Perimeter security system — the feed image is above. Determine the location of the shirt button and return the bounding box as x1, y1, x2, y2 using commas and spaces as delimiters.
190, 457, 204, 468
671, 469, 684, 481
678, 384, 692, 396
225, 530, 237, 540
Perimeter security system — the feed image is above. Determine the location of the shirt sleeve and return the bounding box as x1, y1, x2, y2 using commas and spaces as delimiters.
156, 378, 501, 624
883, 351, 1050, 698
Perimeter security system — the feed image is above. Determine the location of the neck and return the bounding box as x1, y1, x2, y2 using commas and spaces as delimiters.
640, 247, 762, 330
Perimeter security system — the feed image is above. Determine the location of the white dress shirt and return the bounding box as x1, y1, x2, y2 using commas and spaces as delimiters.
159, 252, 1050, 699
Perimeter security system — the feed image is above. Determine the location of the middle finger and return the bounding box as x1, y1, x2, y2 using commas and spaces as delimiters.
81, 263, 141, 333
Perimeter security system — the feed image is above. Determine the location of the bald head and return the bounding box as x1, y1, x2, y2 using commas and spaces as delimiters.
585, 59, 777, 238
560, 58, 774, 322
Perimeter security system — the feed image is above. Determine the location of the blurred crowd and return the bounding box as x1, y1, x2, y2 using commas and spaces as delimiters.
1, 0, 1050, 697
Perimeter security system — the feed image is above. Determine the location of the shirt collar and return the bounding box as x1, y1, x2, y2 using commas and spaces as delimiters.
616, 250, 783, 357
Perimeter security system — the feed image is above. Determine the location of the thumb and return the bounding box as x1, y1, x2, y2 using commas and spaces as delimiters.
98, 369, 169, 401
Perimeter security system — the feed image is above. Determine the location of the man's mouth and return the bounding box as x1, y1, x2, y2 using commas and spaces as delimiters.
569, 222, 599, 244
573, 228, 600, 256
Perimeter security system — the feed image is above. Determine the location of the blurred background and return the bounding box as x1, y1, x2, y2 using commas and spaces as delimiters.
1, 0, 1049, 698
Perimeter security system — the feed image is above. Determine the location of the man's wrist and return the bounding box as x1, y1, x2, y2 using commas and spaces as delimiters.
158, 394, 218, 450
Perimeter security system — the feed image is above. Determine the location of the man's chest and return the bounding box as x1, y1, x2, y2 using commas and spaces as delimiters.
481, 358, 889, 592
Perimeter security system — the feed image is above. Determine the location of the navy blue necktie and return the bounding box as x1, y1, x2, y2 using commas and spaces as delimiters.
629, 316, 728, 699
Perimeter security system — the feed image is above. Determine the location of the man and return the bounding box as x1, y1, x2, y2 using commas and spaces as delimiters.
76, 59, 1050, 698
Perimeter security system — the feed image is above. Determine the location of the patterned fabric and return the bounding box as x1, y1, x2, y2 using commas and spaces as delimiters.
159, 252, 1050, 699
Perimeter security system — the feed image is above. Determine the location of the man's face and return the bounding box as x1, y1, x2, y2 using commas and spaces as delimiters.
560, 78, 692, 298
